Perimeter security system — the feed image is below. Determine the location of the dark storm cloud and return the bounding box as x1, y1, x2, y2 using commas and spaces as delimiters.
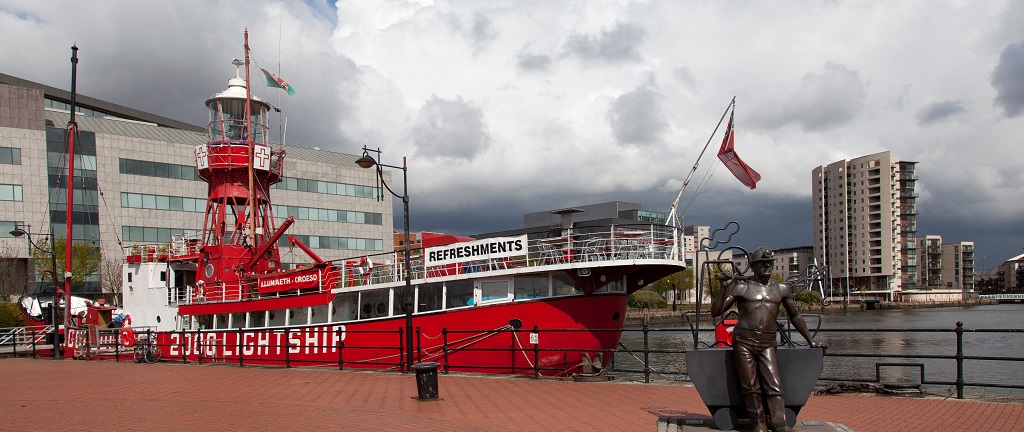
411, 95, 492, 160
606, 84, 668, 146
515, 49, 553, 73
751, 63, 866, 132
915, 100, 966, 125
992, 39, 1024, 117
6, 2, 357, 153
563, 22, 645, 63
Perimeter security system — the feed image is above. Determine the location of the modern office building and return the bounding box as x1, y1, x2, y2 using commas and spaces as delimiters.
811, 151, 918, 300
0, 73, 394, 298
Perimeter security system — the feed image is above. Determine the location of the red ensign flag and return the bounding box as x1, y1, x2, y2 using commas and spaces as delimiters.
716, 113, 761, 189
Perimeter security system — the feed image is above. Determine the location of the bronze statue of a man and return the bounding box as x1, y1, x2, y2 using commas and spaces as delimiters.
711, 247, 825, 432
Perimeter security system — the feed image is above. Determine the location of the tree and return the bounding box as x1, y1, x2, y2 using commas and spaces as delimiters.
0, 243, 27, 302
651, 268, 695, 295
98, 257, 123, 305
650, 268, 696, 304
628, 289, 668, 309
0, 302, 23, 327
30, 237, 101, 289
794, 290, 822, 306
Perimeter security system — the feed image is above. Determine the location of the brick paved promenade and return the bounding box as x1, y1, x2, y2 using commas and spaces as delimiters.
1, 358, 1021, 431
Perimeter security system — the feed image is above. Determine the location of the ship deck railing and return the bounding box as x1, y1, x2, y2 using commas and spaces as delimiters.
127, 223, 685, 304
332, 223, 684, 289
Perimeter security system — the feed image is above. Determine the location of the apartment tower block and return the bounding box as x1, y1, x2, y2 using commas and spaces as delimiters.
811, 151, 918, 300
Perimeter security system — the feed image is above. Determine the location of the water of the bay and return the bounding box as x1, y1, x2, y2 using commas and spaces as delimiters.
612, 303, 1024, 398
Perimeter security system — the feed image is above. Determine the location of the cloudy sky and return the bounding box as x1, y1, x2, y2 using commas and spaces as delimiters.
2, 0, 1022, 264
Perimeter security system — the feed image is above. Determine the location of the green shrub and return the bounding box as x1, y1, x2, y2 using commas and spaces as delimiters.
628, 289, 668, 309
0, 302, 24, 328
794, 290, 823, 306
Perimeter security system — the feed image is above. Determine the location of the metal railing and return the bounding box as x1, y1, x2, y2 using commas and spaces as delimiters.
7, 320, 1019, 399
0, 325, 52, 357
126, 223, 682, 305
610, 321, 1024, 399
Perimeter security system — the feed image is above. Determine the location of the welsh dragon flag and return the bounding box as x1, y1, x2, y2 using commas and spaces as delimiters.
260, 68, 296, 96
716, 112, 761, 189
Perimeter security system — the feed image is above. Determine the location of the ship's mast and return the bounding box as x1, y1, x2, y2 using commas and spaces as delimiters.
245, 29, 257, 247
64, 45, 79, 337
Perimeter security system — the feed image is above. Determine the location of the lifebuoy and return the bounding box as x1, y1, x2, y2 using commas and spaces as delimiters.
120, 328, 136, 347
122, 314, 132, 327
358, 257, 374, 283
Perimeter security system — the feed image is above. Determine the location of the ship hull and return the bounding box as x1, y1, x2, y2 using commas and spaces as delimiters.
77, 293, 627, 376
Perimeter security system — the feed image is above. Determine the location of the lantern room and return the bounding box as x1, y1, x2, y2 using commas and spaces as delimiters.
205, 60, 271, 144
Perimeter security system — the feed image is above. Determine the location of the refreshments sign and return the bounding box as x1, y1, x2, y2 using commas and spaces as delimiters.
425, 235, 528, 266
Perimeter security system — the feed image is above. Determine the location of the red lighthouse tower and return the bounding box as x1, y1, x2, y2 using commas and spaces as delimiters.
191, 59, 290, 301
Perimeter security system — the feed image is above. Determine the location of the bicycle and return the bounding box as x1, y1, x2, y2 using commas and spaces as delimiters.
133, 337, 162, 364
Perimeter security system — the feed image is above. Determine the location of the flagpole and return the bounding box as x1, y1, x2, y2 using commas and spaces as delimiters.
666, 96, 735, 228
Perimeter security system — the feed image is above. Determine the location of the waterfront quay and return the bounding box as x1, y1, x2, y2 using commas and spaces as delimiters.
1, 358, 1021, 431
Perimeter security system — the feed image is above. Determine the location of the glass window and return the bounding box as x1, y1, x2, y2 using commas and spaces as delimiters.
514, 275, 549, 299
445, 280, 474, 309
359, 289, 390, 319
142, 194, 156, 209
595, 277, 625, 293
418, 283, 444, 313
0, 147, 20, 165
392, 286, 412, 316
0, 221, 21, 238
332, 292, 359, 322
479, 279, 509, 303
0, 185, 22, 201
552, 272, 579, 296
156, 195, 170, 210
169, 197, 183, 211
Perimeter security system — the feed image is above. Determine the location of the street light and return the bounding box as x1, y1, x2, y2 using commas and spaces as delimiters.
10, 224, 62, 359
356, 146, 413, 372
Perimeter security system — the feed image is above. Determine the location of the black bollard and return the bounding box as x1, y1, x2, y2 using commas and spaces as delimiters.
411, 361, 441, 401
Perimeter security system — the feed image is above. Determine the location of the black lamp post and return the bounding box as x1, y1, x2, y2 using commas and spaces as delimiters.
11, 224, 62, 359
355, 146, 413, 372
